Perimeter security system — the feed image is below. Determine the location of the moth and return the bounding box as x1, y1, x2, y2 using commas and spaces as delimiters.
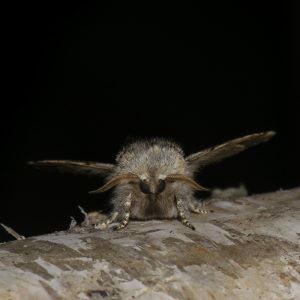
29, 131, 275, 230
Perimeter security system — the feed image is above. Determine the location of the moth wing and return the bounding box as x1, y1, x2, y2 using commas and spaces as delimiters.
28, 160, 115, 176
185, 131, 276, 173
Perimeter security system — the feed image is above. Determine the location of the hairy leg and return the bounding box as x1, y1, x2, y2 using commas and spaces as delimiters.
95, 193, 133, 230
175, 195, 195, 230
95, 211, 119, 230
189, 199, 212, 214
113, 193, 133, 230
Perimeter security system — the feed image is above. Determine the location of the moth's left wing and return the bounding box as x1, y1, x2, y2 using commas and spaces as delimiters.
185, 131, 276, 173
28, 160, 115, 176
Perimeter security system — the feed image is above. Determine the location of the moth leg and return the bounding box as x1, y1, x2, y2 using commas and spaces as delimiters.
175, 196, 195, 230
189, 200, 212, 214
190, 205, 211, 214
191, 208, 211, 214
95, 212, 119, 230
113, 193, 133, 231
113, 212, 130, 231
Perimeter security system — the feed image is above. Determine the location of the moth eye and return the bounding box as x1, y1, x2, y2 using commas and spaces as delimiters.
139, 180, 151, 194
156, 179, 166, 194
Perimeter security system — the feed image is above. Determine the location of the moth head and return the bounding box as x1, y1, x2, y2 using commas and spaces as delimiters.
137, 175, 167, 201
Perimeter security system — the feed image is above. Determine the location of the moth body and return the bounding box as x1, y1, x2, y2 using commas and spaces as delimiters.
112, 139, 191, 220
29, 131, 275, 230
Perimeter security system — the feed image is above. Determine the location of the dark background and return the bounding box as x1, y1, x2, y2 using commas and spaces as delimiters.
1, 2, 299, 241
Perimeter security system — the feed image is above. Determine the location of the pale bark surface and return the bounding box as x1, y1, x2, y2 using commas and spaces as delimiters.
0, 188, 300, 300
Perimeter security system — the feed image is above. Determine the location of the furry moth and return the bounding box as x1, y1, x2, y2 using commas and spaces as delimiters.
29, 131, 275, 230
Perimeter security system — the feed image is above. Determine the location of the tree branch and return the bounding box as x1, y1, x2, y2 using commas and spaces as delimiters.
0, 187, 300, 300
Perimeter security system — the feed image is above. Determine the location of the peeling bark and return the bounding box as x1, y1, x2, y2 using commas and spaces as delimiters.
0, 188, 300, 300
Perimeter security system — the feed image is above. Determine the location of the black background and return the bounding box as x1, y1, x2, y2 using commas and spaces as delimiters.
1, 2, 299, 241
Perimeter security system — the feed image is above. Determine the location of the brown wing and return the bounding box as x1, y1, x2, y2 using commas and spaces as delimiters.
185, 131, 276, 173
28, 160, 115, 176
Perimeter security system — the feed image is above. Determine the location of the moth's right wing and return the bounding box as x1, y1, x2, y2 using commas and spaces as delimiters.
185, 131, 276, 173
28, 160, 115, 176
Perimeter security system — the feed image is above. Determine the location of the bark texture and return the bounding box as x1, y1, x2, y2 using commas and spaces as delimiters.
0, 188, 300, 300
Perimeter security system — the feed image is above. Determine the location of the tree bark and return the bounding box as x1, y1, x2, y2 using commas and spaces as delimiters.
0, 188, 300, 300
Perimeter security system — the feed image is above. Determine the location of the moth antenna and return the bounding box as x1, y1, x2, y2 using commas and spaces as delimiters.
166, 174, 209, 191
89, 173, 139, 194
